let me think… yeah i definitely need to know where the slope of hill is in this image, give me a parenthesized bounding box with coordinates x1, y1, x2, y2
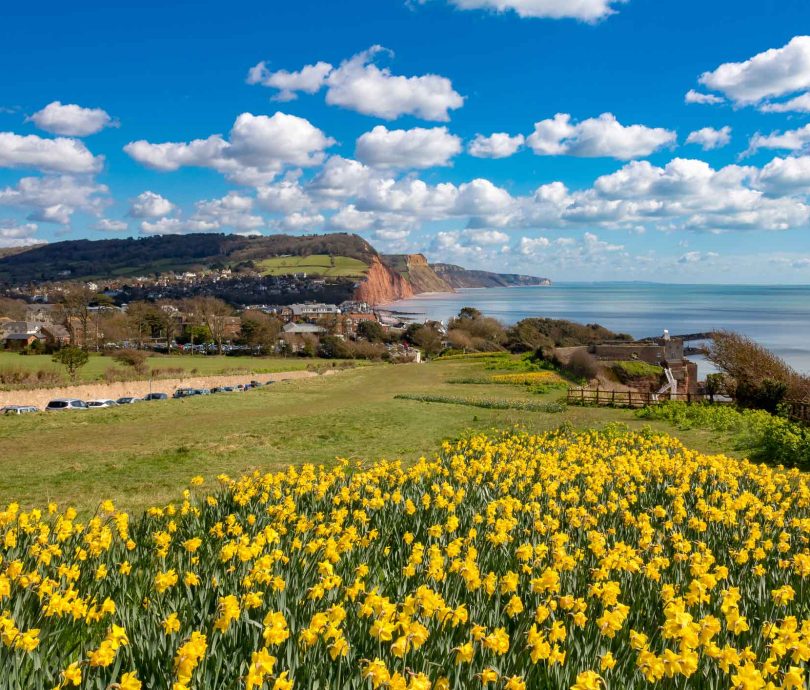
(381, 254, 455, 293)
(430, 263, 551, 288)
(0, 233, 379, 283)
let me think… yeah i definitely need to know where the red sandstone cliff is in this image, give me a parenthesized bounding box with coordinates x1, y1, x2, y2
(354, 256, 415, 305)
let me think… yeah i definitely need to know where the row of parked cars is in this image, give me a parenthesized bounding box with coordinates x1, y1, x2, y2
(1, 381, 270, 414)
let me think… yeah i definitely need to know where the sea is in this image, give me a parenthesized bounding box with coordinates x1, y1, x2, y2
(387, 283, 810, 376)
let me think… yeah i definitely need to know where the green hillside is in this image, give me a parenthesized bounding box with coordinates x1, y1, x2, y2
(0, 233, 378, 284)
(257, 254, 369, 277)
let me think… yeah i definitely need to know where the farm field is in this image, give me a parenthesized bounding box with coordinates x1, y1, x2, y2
(0, 352, 315, 384)
(257, 254, 369, 277)
(0, 357, 742, 513)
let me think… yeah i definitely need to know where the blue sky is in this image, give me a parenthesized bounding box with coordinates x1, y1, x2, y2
(2, 0, 810, 282)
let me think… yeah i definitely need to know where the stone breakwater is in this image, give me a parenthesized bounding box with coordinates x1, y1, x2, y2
(0, 368, 334, 409)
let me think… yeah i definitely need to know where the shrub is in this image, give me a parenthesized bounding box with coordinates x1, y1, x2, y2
(637, 401, 810, 469)
(565, 350, 599, 381)
(0, 367, 65, 388)
(114, 348, 149, 375)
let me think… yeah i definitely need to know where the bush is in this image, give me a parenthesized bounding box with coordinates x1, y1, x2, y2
(735, 378, 788, 413)
(0, 367, 65, 388)
(114, 349, 149, 375)
(637, 401, 810, 469)
(565, 350, 599, 381)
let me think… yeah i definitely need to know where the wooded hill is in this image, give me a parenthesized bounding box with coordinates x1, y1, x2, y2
(0, 233, 378, 284)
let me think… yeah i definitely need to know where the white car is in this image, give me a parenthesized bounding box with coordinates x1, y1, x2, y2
(87, 399, 119, 408)
(1, 405, 39, 415)
(45, 399, 88, 411)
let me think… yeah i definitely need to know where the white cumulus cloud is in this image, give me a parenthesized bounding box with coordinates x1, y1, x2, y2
(124, 112, 334, 185)
(746, 124, 810, 156)
(526, 113, 675, 160)
(355, 125, 462, 169)
(685, 126, 731, 150)
(0, 132, 102, 173)
(0, 175, 108, 224)
(93, 218, 128, 232)
(684, 89, 725, 105)
(468, 132, 525, 158)
(28, 101, 117, 136)
(698, 36, 810, 108)
(247, 46, 464, 121)
(128, 191, 175, 218)
(0, 220, 41, 247)
(434, 0, 627, 22)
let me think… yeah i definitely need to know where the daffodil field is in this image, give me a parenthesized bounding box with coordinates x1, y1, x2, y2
(2, 429, 810, 690)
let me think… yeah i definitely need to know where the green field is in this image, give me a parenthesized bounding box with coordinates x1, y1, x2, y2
(0, 357, 744, 513)
(257, 254, 369, 277)
(0, 351, 316, 384)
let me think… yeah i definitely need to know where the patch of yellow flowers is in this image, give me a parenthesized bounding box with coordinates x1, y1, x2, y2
(490, 372, 565, 385)
(1, 429, 809, 689)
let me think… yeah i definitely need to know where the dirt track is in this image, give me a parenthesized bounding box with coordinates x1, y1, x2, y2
(0, 369, 330, 408)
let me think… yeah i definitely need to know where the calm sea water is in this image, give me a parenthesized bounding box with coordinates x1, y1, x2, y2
(388, 283, 810, 375)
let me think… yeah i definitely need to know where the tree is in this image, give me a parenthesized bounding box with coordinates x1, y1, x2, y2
(52, 346, 89, 382)
(356, 320, 385, 343)
(0, 297, 26, 320)
(124, 301, 158, 349)
(239, 310, 282, 354)
(406, 322, 444, 358)
(707, 330, 810, 406)
(60, 286, 95, 349)
(186, 297, 233, 354)
(154, 301, 182, 352)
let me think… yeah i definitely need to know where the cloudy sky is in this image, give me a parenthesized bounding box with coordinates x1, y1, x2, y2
(3, 1, 810, 282)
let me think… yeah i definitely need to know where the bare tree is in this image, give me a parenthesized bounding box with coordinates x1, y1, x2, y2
(186, 297, 233, 354)
(60, 286, 95, 349)
(125, 301, 158, 349)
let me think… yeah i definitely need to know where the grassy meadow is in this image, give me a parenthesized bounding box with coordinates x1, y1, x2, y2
(0, 356, 744, 513)
(256, 254, 369, 277)
(0, 351, 315, 384)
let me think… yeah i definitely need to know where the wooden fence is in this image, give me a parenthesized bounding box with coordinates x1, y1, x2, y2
(567, 388, 716, 409)
(568, 388, 810, 426)
(787, 400, 810, 425)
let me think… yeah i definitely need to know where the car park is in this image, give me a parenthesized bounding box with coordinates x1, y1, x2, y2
(1, 405, 39, 415)
(143, 392, 168, 401)
(45, 399, 88, 411)
(87, 400, 119, 408)
(116, 397, 140, 405)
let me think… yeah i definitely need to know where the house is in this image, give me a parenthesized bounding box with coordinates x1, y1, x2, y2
(283, 303, 341, 322)
(589, 331, 699, 395)
(280, 321, 327, 354)
(282, 322, 327, 336)
(341, 312, 379, 338)
(2, 320, 72, 350)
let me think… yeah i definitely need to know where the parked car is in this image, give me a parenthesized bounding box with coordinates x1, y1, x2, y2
(196, 388, 211, 395)
(1, 405, 39, 415)
(87, 399, 119, 408)
(45, 399, 88, 411)
(143, 392, 168, 401)
(221, 386, 236, 392)
(173, 388, 198, 399)
(250, 380, 262, 388)
(116, 397, 140, 405)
